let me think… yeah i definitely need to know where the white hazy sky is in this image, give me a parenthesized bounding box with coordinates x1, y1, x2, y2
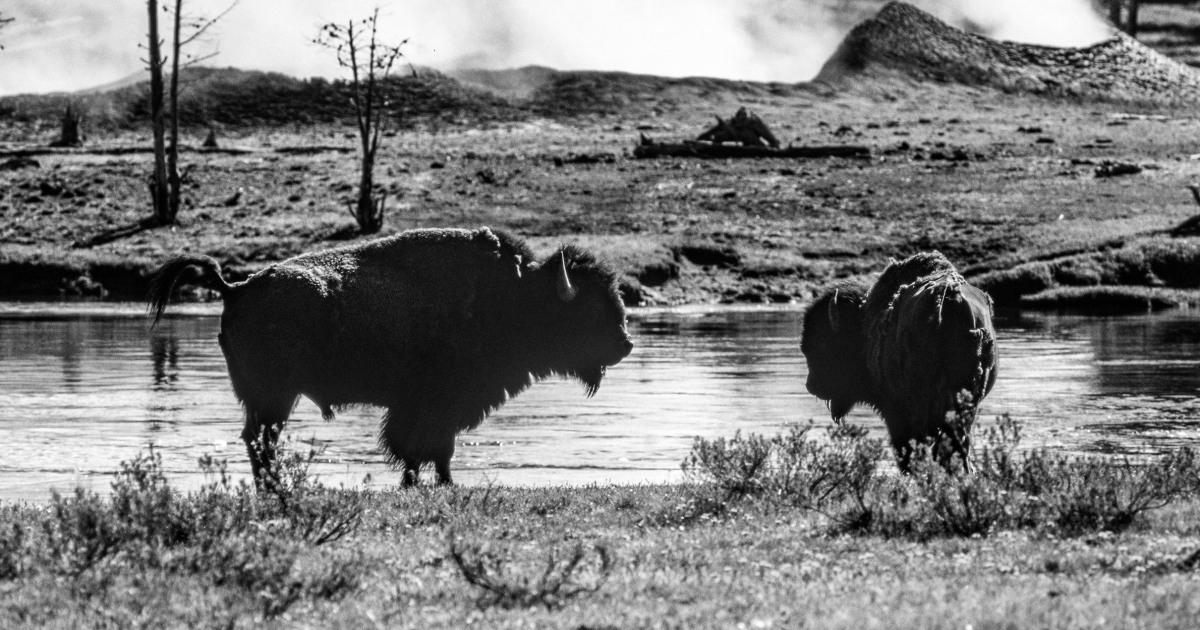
(0, 0, 1112, 96)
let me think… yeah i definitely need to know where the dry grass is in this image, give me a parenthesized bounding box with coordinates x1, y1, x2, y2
(3, 427, 1200, 628)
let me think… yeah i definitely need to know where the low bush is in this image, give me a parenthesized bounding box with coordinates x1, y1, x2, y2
(683, 414, 1200, 539)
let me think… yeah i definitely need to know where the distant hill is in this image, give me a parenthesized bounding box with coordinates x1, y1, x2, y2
(0, 63, 815, 138)
(0, 66, 525, 132)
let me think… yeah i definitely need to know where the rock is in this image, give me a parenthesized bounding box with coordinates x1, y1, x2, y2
(0, 157, 39, 170)
(1094, 161, 1142, 178)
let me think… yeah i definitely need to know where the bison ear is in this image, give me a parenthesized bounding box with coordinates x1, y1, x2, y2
(556, 252, 578, 303)
(827, 288, 842, 334)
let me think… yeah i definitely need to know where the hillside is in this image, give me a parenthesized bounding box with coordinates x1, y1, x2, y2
(0, 64, 815, 141)
(817, 1, 1200, 104)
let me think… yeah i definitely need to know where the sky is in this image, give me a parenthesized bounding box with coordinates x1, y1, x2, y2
(0, 0, 1114, 96)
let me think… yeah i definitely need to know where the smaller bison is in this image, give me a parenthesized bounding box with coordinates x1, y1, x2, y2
(149, 227, 633, 486)
(801, 252, 997, 470)
(697, 107, 781, 149)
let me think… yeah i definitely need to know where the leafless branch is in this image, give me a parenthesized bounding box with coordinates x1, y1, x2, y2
(173, 1, 236, 47)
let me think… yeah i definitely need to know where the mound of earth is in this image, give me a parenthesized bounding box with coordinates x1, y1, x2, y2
(817, 1, 1200, 104)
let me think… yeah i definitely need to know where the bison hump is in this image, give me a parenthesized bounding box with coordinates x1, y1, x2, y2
(869, 274, 996, 408)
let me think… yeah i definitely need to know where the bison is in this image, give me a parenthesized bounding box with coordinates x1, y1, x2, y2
(148, 227, 633, 486)
(800, 251, 998, 470)
(696, 107, 781, 149)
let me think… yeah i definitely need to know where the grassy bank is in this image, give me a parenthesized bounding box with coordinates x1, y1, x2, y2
(4, 421, 1200, 629)
(5, 72, 1200, 308)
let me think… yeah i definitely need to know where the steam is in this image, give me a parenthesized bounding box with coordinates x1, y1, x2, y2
(0, 0, 1114, 96)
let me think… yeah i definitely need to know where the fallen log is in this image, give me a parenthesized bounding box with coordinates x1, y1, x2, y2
(632, 139, 869, 160)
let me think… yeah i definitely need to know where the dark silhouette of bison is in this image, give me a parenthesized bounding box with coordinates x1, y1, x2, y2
(148, 227, 633, 486)
(801, 252, 997, 470)
(696, 107, 781, 149)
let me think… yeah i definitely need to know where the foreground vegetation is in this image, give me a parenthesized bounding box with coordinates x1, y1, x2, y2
(3, 419, 1200, 628)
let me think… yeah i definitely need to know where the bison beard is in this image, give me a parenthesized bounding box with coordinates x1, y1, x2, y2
(801, 251, 998, 471)
(148, 227, 633, 487)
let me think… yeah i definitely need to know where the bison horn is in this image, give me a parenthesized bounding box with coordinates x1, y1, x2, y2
(556, 253, 578, 302)
(828, 288, 841, 333)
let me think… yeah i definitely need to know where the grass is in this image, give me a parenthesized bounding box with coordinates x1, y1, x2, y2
(5, 61, 1200, 308)
(3, 419, 1200, 628)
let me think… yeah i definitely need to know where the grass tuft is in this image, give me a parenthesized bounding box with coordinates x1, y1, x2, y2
(447, 532, 615, 610)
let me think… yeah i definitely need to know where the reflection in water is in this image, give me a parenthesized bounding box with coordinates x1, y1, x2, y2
(151, 334, 180, 391)
(60, 322, 84, 392)
(992, 310, 1200, 456)
(0, 305, 1198, 499)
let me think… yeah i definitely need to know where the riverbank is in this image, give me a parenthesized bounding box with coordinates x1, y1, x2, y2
(3, 427, 1200, 629)
(5, 83, 1200, 310)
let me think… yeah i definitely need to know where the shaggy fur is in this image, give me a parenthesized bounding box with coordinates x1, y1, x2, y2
(148, 227, 633, 486)
(801, 251, 998, 470)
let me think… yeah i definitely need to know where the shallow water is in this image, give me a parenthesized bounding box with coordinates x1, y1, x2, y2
(1, 303, 1198, 500)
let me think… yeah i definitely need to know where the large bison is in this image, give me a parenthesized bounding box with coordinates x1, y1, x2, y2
(148, 227, 633, 486)
(800, 252, 997, 470)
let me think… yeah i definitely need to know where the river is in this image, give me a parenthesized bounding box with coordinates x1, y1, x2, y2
(1, 303, 1198, 500)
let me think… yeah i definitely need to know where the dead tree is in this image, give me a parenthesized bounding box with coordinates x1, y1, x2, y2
(144, 0, 235, 226)
(51, 102, 83, 147)
(147, 0, 170, 224)
(1108, 0, 1141, 37)
(0, 14, 13, 49)
(316, 9, 407, 235)
(73, 2, 231, 247)
(165, 1, 236, 222)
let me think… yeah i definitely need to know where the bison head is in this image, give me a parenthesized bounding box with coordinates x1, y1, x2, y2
(535, 246, 632, 396)
(801, 283, 871, 420)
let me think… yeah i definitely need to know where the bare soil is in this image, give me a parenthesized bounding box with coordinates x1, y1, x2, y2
(4, 2, 1200, 309)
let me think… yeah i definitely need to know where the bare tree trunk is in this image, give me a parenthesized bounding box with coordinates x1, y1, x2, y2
(1109, 0, 1122, 26)
(166, 0, 183, 222)
(147, 0, 170, 225)
(355, 152, 381, 233)
(1127, 0, 1140, 38)
(53, 102, 83, 147)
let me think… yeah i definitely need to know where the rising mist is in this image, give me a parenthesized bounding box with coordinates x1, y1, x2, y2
(0, 0, 1113, 95)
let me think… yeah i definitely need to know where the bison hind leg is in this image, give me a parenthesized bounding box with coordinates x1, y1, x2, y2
(240, 396, 298, 489)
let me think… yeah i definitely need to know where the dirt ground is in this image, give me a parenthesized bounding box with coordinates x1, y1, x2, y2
(5, 3, 1200, 308)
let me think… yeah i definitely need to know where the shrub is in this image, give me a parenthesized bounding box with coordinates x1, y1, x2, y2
(0, 517, 27, 580)
(1016, 447, 1198, 535)
(258, 442, 365, 545)
(906, 453, 1014, 537)
(681, 431, 772, 498)
(42, 486, 124, 576)
(110, 447, 194, 552)
(683, 415, 1200, 539)
(768, 422, 884, 518)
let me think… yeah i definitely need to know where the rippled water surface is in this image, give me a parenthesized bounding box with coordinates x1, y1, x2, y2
(2, 303, 1199, 499)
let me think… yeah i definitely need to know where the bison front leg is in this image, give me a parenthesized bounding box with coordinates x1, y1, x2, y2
(382, 405, 459, 487)
(400, 459, 421, 487)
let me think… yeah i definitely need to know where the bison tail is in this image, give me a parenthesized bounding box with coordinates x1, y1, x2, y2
(147, 255, 233, 326)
